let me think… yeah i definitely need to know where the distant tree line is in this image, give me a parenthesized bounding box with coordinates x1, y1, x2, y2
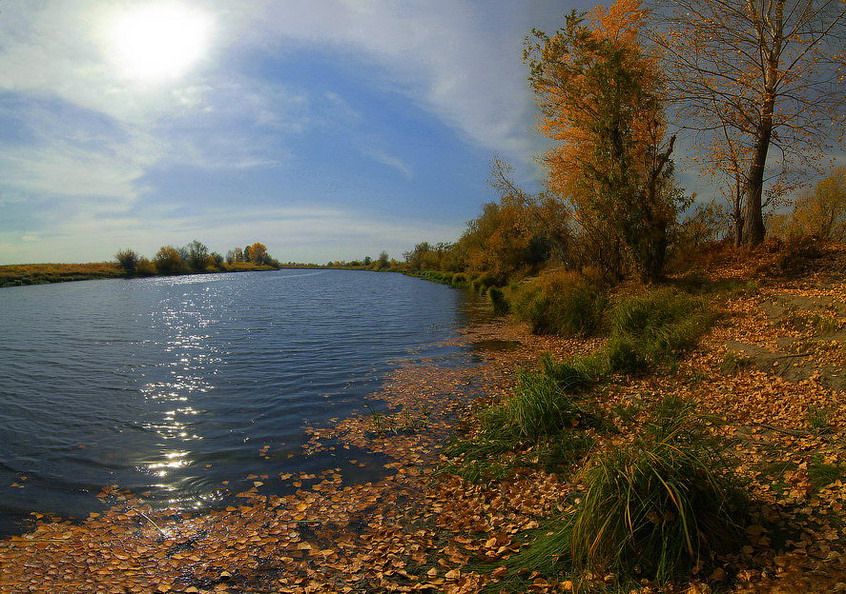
(326, 251, 393, 270)
(115, 241, 280, 277)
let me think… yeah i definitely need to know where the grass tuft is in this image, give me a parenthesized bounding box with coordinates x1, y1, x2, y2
(483, 368, 600, 440)
(441, 355, 601, 484)
(806, 405, 835, 435)
(513, 397, 747, 583)
(597, 288, 716, 374)
(808, 454, 845, 491)
(511, 271, 607, 337)
(488, 287, 510, 314)
(720, 351, 753, 374)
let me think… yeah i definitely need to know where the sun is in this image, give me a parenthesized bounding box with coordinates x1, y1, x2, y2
(105, 2, 213, 83)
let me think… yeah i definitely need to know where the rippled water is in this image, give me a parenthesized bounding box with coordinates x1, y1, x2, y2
(0, 269, 471, 535)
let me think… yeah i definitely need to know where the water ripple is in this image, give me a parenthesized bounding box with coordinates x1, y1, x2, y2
(0, 270, 468, 534)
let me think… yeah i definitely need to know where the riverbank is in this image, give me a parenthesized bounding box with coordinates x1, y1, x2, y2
(1, 251, 844, 593)
(0, 262, 124, 287)
(0, 262, 285, 288)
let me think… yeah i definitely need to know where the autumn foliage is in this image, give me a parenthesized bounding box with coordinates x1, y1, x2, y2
(525, 0, 683, 282)
(114, 240, 280, 277)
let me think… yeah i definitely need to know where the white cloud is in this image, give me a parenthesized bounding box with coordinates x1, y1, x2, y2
(364, 148, 413, 178)
(0, 0, 562, 264)
(0, 100, 159, 201)
(0, 143, 147, 200)
(237, 0, 543, 160)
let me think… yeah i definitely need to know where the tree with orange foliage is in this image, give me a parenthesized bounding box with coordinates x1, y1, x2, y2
(244, 242, 268, 265)
(456, 158, 572, 279)
(786, 166, 846, 240)
(525, 0, 684, 282)
(653, 0, 846, 247)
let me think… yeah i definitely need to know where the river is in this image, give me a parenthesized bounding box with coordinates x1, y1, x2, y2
(0, 269, 472, 536)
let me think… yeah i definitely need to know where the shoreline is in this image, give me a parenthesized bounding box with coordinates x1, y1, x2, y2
(0, 263, 291, 289)
(0, 294, 528, 592)
(1, 265, 844, 592)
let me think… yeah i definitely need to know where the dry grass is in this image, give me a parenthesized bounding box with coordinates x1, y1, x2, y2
(0, 263, 122, 287)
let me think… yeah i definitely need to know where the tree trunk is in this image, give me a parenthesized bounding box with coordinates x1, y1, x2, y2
(734, 214, 744, 248)
(732, 178, 745, 247)
(742, 96, 776, 247)
(742, 0, 783, 248)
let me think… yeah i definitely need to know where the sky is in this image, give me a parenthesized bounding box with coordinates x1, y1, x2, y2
(0, 0, 606, 264)
(1, 1, 839, 266)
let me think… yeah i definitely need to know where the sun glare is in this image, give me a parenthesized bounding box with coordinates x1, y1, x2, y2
(106, 3, 213, 83)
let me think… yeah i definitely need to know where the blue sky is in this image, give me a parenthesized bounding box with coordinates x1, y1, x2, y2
(0, 0, 598, 264)
(5, 1, 838, 265)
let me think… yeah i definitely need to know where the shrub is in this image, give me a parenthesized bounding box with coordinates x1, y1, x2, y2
(600, 288, 715, 373)
(154, 245, 185, 275)
(515, 398, 746, 583)
(114, 249, 139, 276)
(471, 273, 501, 294)
(451, 273, 470, 287)
(511, 271, 607, 337)
(135, 257, 156, 277)
(488, 287, 510, 314)
(777, 234, 824, 276)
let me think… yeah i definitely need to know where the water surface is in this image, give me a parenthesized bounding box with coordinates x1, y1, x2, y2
(0, 269, 470, 535)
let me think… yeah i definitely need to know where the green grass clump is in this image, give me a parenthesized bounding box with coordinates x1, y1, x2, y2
(441, 356, 601, 484)
(440, 431, 517, 485)
(538, 353, 596, 392)
(785, 311, 840, 335)
(514, 398, 746, 583)
(483, 368, 600, 440)
(451, 272, 470, 287)
(511, 271, 607, 337)
(471, 273, 501, 293)
(597, 288, 715, 374)
(533, 430, 596, 474)
(806, 405, 834, 434)
(672, 274, 759, 299)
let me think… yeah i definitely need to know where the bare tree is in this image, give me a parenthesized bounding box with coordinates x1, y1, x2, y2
(652, 0, 845, 246)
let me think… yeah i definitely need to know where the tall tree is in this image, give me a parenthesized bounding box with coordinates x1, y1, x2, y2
(525, 0, 683, 282)
(248, 242, 268, 265)
(186, 240, 210, 272)
(653, 0, 846, 246)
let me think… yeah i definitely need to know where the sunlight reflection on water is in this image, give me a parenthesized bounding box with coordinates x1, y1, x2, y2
(0, 269, 471, 534)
